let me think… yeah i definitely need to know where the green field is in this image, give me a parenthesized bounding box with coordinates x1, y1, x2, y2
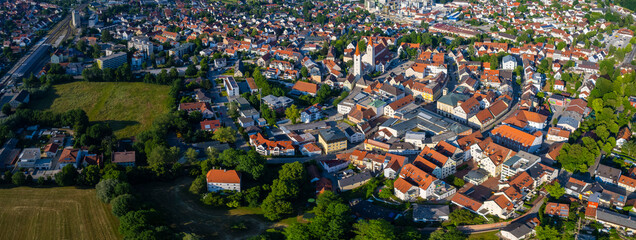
(32, 82, 171, 138)
(0, 186, 120, 240)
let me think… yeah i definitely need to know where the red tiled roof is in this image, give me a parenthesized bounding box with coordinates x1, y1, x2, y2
(292, 81, 318, 94)
(206, 169, 241, 184)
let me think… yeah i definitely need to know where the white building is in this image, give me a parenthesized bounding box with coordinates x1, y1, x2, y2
(206, 169, 241, 192)
(223, 77, 240, 97)
(502, 55, 517, 70)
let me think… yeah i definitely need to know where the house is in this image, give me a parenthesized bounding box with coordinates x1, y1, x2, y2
(464, 168, 489, 185)
(300, 104, 323, 123)
(500, 216, 540, 240)
(596, 164, 621, 185)
(112, 151, 136, 167)
(238, 117, 255, 128)
(82, 154, 102, 167)
(586, 208, 636, 232)
(546, 127, 570, 142)
(316, 177, 333, 194)
(200, 120, 221, 132)
(617, 127, 631, 148)
(565, 177, 591, 199)
(338, 171, 372, 191)
(343, 127, 365, 143)
(249, 133, 295, 156)
(502, 110, 548, 131)
(545, 202, 569, 218)
(43, 143, 58, 158)
(318, 128, 348, 154)
(292, 81, 318, 96)
(394, 163, 456, 201)
(262, 95, 294, 109)
(619, 175, 636, 193)
(17, 148, 41, 168)
(179, 102, 214, 118)
(319, 160, 349, 173)
(206, 169, 241, 192)
(502, 55, 517, 70)
(412, 204, 450, 222)
(58, 148, 83, 168)
(501, 151, 540, 181)
(301, 143, 322, 157)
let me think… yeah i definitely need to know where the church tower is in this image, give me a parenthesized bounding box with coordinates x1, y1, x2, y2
(353, 43, 362, 79)
(366, 38, 375, 71)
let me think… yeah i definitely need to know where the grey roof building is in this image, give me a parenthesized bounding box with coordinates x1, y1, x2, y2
(595, 164, 622, 185)
(338, 171, 372, 191)
(319, 128, 347, 143)
(412, 204, 450, 222)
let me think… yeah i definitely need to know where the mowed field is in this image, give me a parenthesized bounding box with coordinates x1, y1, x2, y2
(0, 187, 120, 240)
(32, 82, 171, 138)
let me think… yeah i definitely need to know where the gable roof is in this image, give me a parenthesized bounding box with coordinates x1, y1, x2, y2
(206, 169, 241, 184)
(292, 81, 318, 94)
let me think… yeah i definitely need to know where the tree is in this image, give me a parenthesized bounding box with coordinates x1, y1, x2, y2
(37, 176, 46, 185)
(101, 30, 113, 42)
(449, 208, 483, 226)
(55, 164, 78, 186)
(12, 172, 26, 185)
(212, 127, 237, 143)
(147, 146, 180, 176)
(279, 162, 305, 182)
(4, 170, 12, 183)
(300, 66, 309, 78)
(285, 104, 301, 124)
(96, 179, 121, 203)
(429, 227, 467, 240)
(353, 219, 396, 240)
(236, 150, 265, 179)
(185, 64, 198, 76)
(261, 195, 293, 221)
(546, 182, 565, 199)
(111, 194, 139, 217)
(2, 103, 11, 115)
(118, 209, 161, 238)
(185, 148, 199, 163)
(79, 165, 101, 186)
(189, 176, 207, 195)
(535, 225, 560, 240)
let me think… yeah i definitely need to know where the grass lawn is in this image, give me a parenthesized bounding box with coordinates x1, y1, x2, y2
(31, 82, 171, 138)
(468, 230, 499, 240)
(0, 186, 120, 240)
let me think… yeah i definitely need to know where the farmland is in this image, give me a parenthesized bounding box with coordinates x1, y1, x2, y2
(0, 186, 120, 240)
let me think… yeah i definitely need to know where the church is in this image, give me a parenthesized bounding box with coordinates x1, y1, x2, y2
(353, 37, 394, 79)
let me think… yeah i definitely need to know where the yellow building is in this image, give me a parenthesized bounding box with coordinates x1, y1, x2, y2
(318, 128, 348, 154)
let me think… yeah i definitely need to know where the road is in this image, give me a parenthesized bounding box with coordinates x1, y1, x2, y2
(622, 46, 636, 67)
(0, 4, 81, 88)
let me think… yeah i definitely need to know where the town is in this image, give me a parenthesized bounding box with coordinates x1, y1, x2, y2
(0, 0, 635, 239)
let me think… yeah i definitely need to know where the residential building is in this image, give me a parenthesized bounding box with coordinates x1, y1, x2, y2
(249, 133, 295, 156)
(262, 95, 294, 109)
(206, 169, 241, 192)
(596, 164, 621, 185)
(318, 128, 347, 154)
(58, 148, 83, 168)
(490, 125, 543, 153)
(96, 52, 127, 69)
(338, 171, 372, 191)
(223, 76, 240, 97)
(112, 151, 136, 167)
(545, 202, 569, 218)
(179, 102, 214, 119)
(17, 148, 40, 168)
(412, 204, 450, 222)
(501, 151, 541, 181)
(500, 216, 540, 240)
